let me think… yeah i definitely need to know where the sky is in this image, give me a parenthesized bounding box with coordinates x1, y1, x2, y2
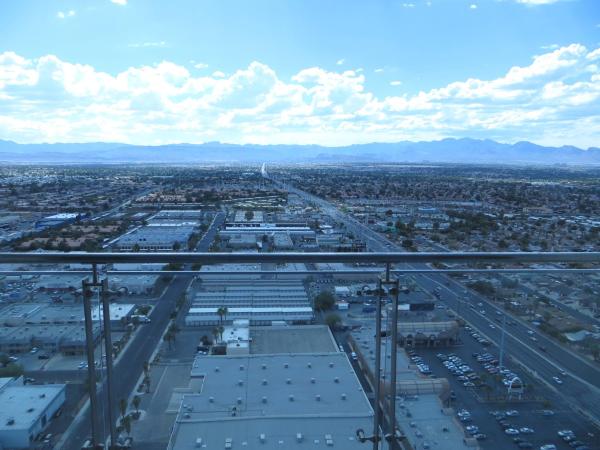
(0, 0, 599, 148)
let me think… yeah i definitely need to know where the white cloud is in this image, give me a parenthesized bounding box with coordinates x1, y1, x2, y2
(0, 44, 598, 148)
(402, 3, 415, 8)
(470, 4, 478, 9)
(390, 80, 402, 86)
(336, 59, 345, 66)
(374, 68, 384, 73)
(110, 0, 127, 5)
(57, 10, 75, 19)
(194, 63, 209, 70)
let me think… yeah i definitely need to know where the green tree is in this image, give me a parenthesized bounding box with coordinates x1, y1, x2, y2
(325, 313, 342, 329)
(119, 398, 127, 419)
(132, 395, 141, 413)
(244, 210, 254, 221)
(314, 291, 335, 311)
(217, 306, 228, 324)
(122, 414, 131, 436)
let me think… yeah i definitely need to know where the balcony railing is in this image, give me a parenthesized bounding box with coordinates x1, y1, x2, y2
(1, 251, 599, 450)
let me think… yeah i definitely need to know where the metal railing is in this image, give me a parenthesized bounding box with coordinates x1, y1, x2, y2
(1, 251, 600, 450)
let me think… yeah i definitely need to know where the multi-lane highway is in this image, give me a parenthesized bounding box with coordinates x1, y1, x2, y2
(265, 169, 600, 426)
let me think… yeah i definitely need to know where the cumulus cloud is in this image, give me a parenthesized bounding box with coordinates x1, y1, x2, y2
(336, 59, 345, 66)
(390, 80, 402, 86)
(57, 10, 75, 19)
(0, 44, 599, 147)
(110, 0, 127, 5)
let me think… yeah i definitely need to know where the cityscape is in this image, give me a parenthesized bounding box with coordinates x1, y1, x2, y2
(1, 1, 600, 450)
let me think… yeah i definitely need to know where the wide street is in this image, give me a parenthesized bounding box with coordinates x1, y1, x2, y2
(266, 170, 600, 428)
(60, 211, 224, 450)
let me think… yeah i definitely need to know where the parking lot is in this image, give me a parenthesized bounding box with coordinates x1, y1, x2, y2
(412, 333, 598, 450)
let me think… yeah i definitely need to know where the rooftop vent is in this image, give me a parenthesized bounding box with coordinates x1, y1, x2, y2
(215, 366, 220, 372)
(296, 433, 303, 443)
(284, 363, 289, 368)
(262, 379, 268, 385)
(195, 437, 203, 447)
(238, 379, 243, 386)
(209, 396, 214, 403)
(315, 394, 321, 401)
(225, 437, 233, 449)
(261, 364, 267, 370)
(239, 365, 244, 371)
(310, 377, 316, 384)
(289, 394, 294, 402)
(341, 393, 347, 400)
(307, 362, 312, 368)
(286, 378, 291, 384)
(237, 397, 242, 404)
(334, 377, 339, 383)
(325, 434, 334, 446)
(329, 362, 334, 368)
(259, 433, 266, 443)
(262, 396, 267, 404)
(184, 413, 191, 419)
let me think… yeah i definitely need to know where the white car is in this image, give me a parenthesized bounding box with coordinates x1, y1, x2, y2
(505, 428, 520, 435)
(552, 376, 563, 385)
(539, 445, 556, 450)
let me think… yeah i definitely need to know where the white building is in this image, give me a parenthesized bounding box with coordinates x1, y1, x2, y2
(0, 377, 66, 449)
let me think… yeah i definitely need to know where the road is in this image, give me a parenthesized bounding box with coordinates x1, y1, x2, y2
(264, 169, 600, 427)
(61, 211, 224, 450)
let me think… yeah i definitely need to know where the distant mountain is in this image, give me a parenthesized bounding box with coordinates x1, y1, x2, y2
(0, 138, 599, 165)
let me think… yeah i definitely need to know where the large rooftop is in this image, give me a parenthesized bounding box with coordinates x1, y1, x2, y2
(250, 325, 339, 354)
(0, 381, 65, 432)
(168, 352, 373, 450)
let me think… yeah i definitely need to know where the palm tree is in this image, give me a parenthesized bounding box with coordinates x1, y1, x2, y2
(218, 325, 224, 342)
(212, 327, 220, 343)
(217, 307, 227, 325)
(119, 398, 127, 420)
(164, 332, 174, 350)
(132, 395, 141, 413)
(122, 414, 131, 436)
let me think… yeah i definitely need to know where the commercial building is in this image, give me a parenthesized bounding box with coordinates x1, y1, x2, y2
(166, 352, 374, 450)
(0, 323, 101, 355)
(113, 224, 195, 251)
(0, 377, 66, 449)
(186, 279, 313, 326)
(34, 213, 80, 230)
(147, 210, 203, 225)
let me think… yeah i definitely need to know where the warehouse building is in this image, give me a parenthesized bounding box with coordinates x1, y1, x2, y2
(113, 224, 195, 251)
(34, 213, 80, 230)
(0, 323, 101, 355)
(166, 352, 373, 450)
(0, 377, 66, 449)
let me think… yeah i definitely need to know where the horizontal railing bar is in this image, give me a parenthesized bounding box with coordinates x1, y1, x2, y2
(1, 268, 599, 277)
(0, 251, 599, 265)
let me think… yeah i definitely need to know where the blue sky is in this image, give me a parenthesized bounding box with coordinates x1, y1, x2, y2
(0, 0, 599, 147)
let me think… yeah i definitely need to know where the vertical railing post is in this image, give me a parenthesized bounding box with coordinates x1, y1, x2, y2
(373, 272, 384, 449)
(101, 278, 116, 449)
(82, 273, 100, 448)
(388, 265, 400, 450)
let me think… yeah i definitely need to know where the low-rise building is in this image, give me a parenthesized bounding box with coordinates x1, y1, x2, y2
(0, 378, 66, 449)
(166, 352, 374, 450)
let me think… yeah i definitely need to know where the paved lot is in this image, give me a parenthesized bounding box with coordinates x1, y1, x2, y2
(130, 327, 207, 450)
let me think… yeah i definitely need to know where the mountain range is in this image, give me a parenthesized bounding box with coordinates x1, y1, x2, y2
(0, 138, 599, 165)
